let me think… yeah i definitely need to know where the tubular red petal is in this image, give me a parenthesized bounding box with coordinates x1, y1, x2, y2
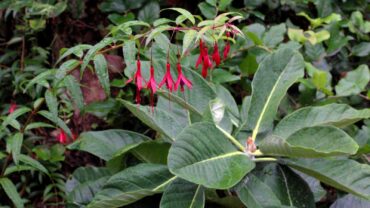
(212, 43, 221, 66)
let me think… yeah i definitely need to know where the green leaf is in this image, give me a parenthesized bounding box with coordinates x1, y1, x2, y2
(45, 89, 58, 119)
(64, 75, 84, 110)
(88, 163, 175, 208)
(352, 42, 370, 57)
(2, 107, 31, 129)
(331, 194, 370, 208)
(218, 0, 232, 10)
(93, 54, 110, 96)
(254, 164, 315, 207)
(56, 44, 92, 64)
(198, 2, 217, 19)
(282, 158, 370, 200)
(240, 48, 304, 140)
(168, 122, 254, 189)
(167, 8, 195, 25)
(138, 2, 160, 24)
(38, 110, 72, 137)
(160, 178, 205, 208)
(0, 178, 24, 208)
(236, 174, 282, 208)
(119, 100, 186, 141)
(10, 133, 23, 165)
(56, 59, 80, 81)
(18, 154, 49, 175)
(130, 141, 170, 164)
(203, 98, 233, 133)
(182, 30, 197, 55)
(274, 103, 370, 138)
(68, 129, 150, 161)
(81, 37, 114, 72)
(263, 23, 286, 48)
(335, 65, 370, 96)
(24, 69, 55, 92)
(145, 25, 171, 46)
(66, 167, 112, 206)
(259, 126, 359, 158)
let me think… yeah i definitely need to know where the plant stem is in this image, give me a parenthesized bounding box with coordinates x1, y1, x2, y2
(254, 157, 277, 162)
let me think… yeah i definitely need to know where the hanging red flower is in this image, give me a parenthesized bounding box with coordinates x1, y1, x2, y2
(146, 65, 157, 111)
(8, 101, 17, 114)
(212, 42, 221, 66)
(201, 46, 212, 78)
(159, 62, 174, 92)
(57, 129, 67, 144)
(174, 63, 192, 92)
(126, 59, 146, 104)
(195, 39, 204, 69)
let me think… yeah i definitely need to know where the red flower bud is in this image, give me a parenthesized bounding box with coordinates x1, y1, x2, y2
(126, 60, 146, 104)
(146, 65, 157, 112)
(8, 102, 17, 114)
(57, 129, 67, 144)
(223, 42, 230, 59)
(195, 40, 204, 69)
(174, 63, 192, 92)
(212, 42, 221, 66)
(159, 62, 174, 92)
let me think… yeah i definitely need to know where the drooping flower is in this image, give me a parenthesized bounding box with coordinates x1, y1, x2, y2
(8, 101, 17, 114)
(174, 63, 192, 92)
(212, 42, 221, 66)
(223, 32, 231, 59)
(126, 59, 146, 104)
(201, 46, 212, 78)
(57, 129, 67, 144)
(146, 65, 157, 111)
(195, 39, 204, 69)
(159, 62, 174, 92)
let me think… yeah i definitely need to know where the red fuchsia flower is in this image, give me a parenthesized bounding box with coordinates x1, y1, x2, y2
(223, 32, 231, 59)
(195, 40, 204, 69)
(146, 65, 157, 111)
(175, 63, 192, 92)
(57, 129, 67, 144)
(8, 101, 17, 114)
(212, 42, 221, 66)
(126, 60, 146, 104)
(159, 62, 174, 92)
(201, 46, 212, 78)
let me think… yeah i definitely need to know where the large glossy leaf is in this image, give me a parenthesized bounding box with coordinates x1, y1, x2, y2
(331, 194, 370, 208)
(254, 164, 315, 208)
(335, 64, 370, 96)
(130, 141, 170, 164)
(275, 103, 370, 138)
(240, 48, 304, 140)
(168, 122, 254, 189)
(160, 178, 204, 208)
(235, 174, 282, 208)
(0, 177, 24, 208)
(260, 126, 358, 158)
(66, 167, 112, 206)
(68, 129, 150, 161)
(88, 163, 175, 208)
(119, 100, 185, 141)
(282, 158, 370, 199)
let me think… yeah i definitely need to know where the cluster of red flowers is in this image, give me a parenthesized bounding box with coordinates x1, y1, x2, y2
(196, 33, 231, 78)
(126, 58, 192, 110)
(126, 37, 232, 109)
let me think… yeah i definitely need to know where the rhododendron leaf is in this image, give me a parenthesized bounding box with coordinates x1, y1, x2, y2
(88, 164, 175, 208)
(168, 122, 254, 189)
(119, 100, 186, 141)
(238, 48, 304, 141)
(274, 103, 370, 138)
(282, 158, 370, 200)
(259, 126, 359, 158)
(160, 178, 204, 208)
(68, 130, 150, 161)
